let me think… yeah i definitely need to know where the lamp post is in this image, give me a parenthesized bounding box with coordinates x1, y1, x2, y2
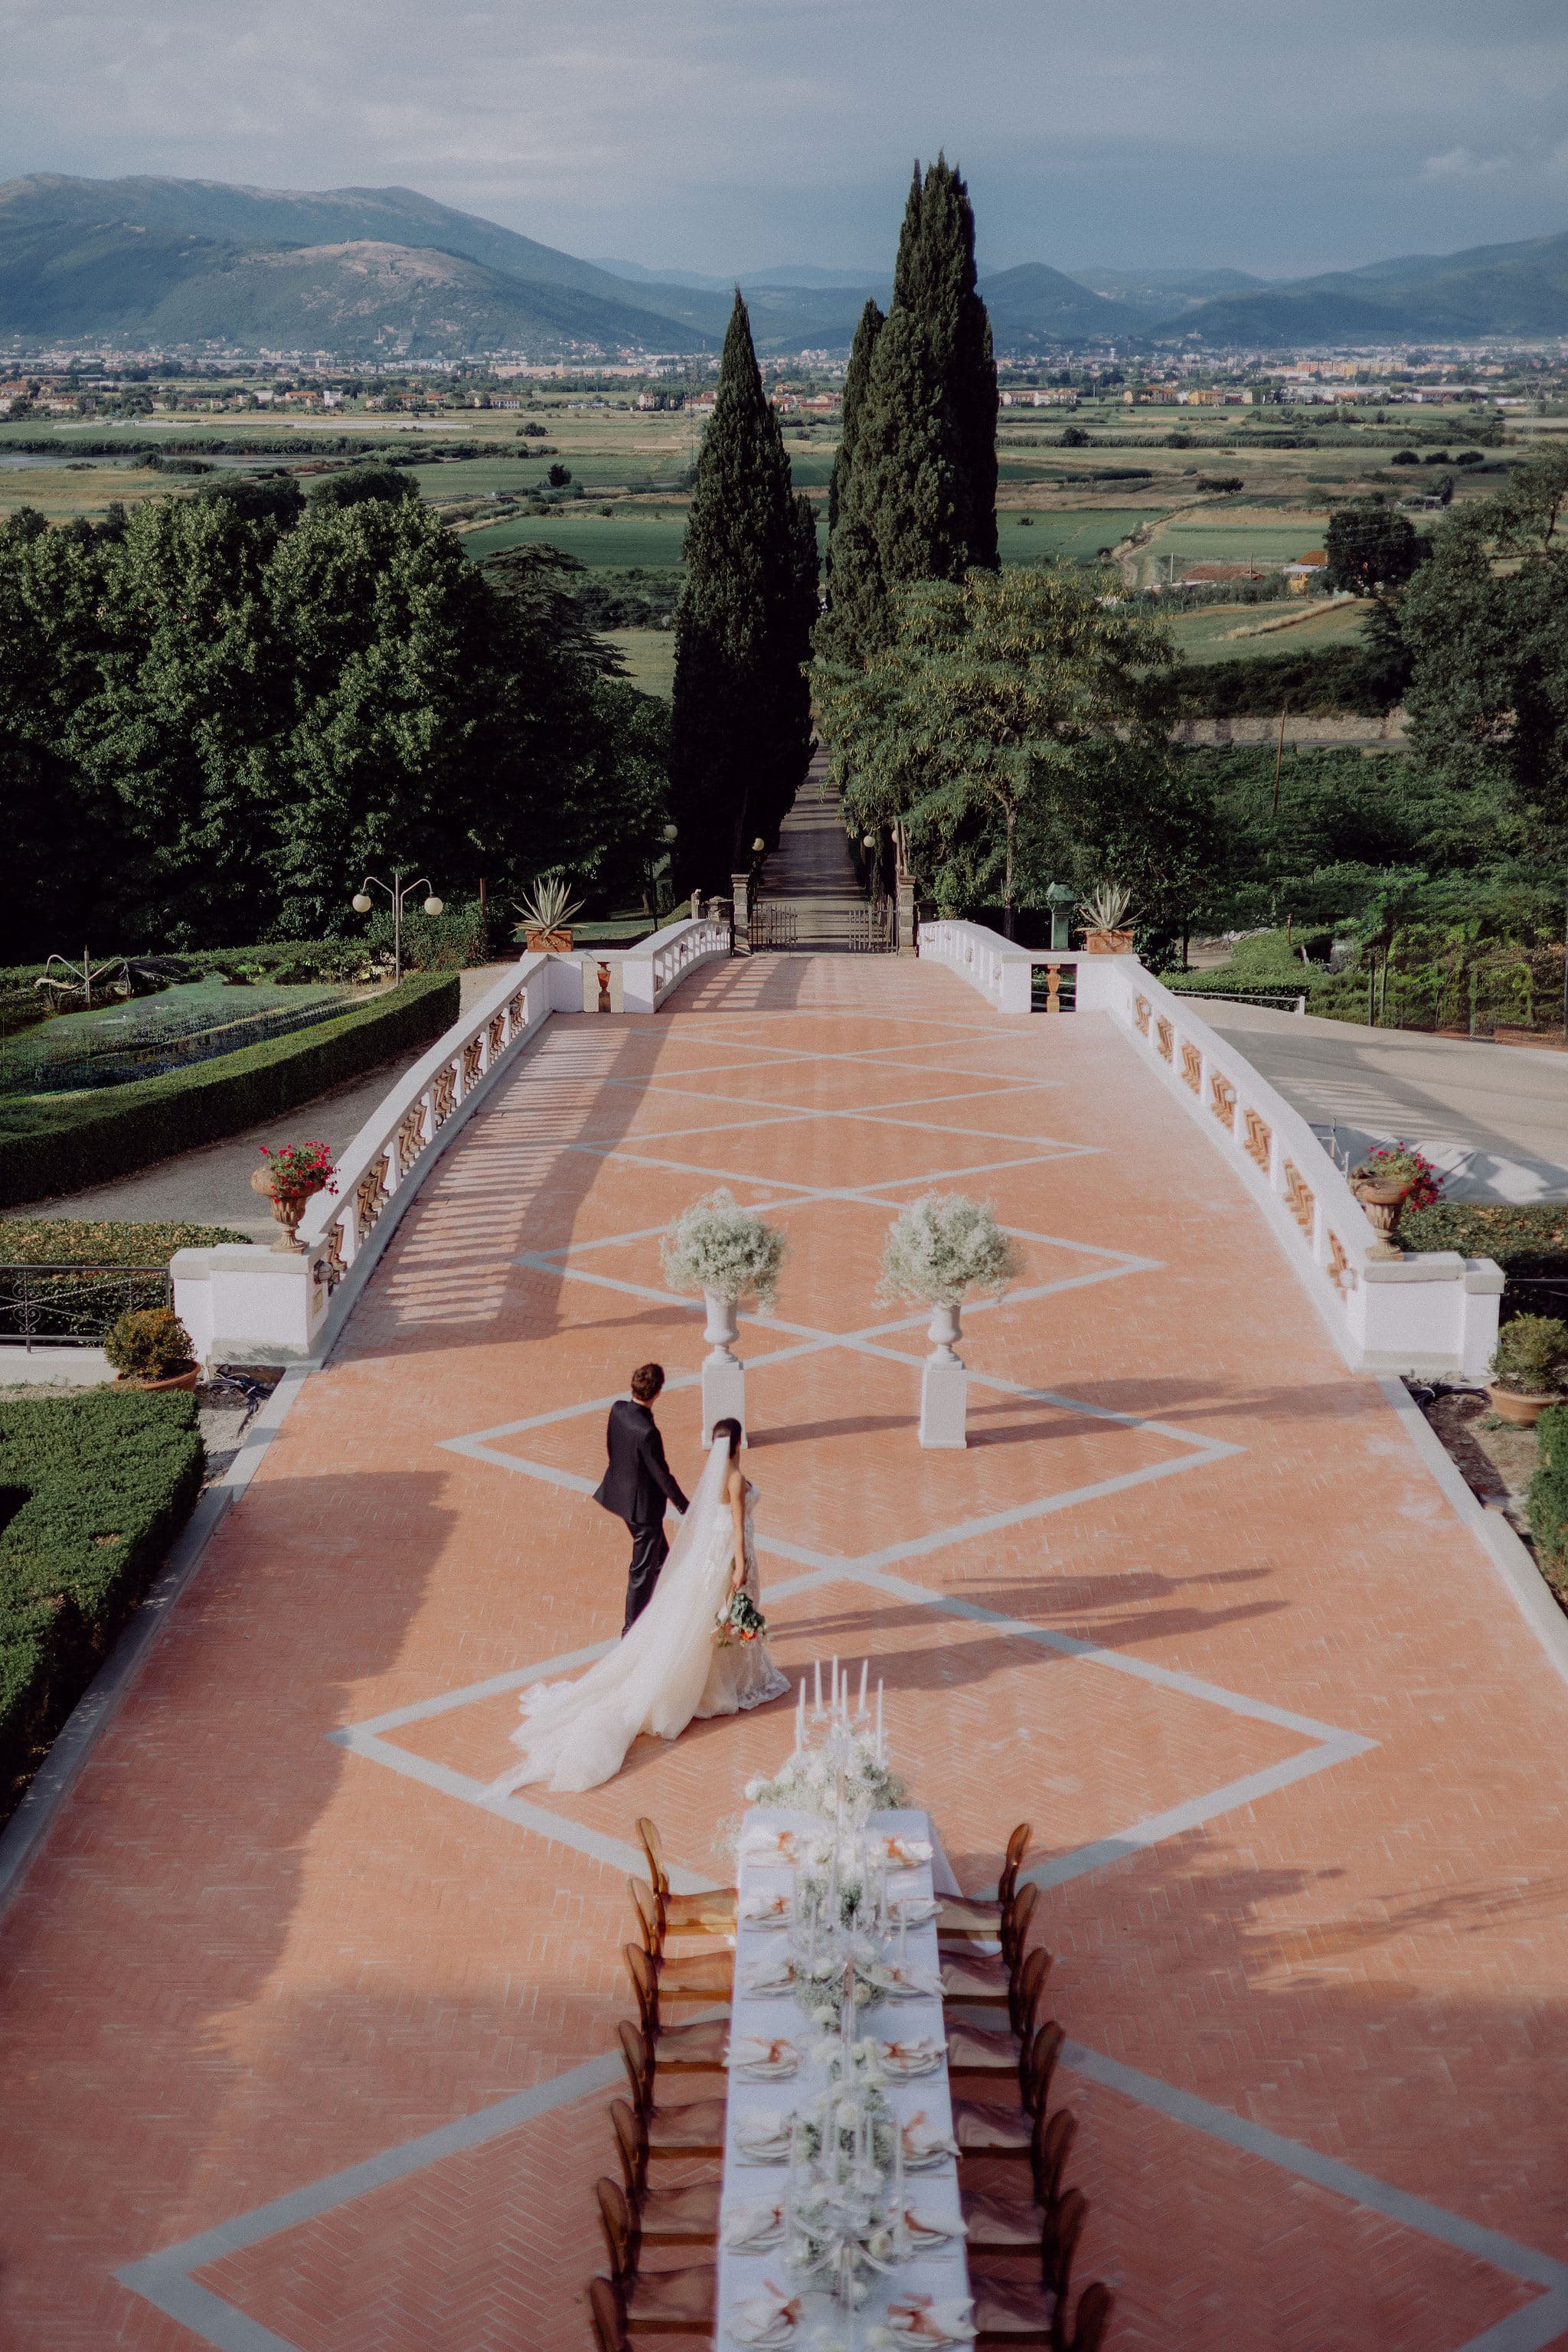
(351, 870, 444, 985)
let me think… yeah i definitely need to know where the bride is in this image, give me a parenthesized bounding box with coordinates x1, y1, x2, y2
(488, 1417, 789, 1795)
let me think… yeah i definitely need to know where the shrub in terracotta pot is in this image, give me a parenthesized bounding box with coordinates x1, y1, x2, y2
(105, 1305, 199, 1390)
(512, 875, 585, 954)
(1077, 882, 1136, 956)
(1486, 1313, 1568, 1427)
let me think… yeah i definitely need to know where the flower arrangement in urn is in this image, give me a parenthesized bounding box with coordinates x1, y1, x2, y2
(1350, 1140, 1442, 1257)
(662, 1187, 788, 1442)
(879, 1193, 1021, 1450)
(1487, 1314, 1568, 1428)
(252, 1139, 338, 1253)
(105, 1305, 199, 1390)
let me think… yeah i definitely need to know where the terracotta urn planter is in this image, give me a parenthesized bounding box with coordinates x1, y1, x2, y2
(525, 926, 574, 952)
(1485, 1383, 1560, 1429)
(251, 1163, 325, 1253)
(116, 1366, 199, 1393)
(1350, 1171, 1410, 1259)
(1084, 928, 1135, 956)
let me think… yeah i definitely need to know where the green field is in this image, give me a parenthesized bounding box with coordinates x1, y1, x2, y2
(1163, 597, 1370, 665)
(604, 628, 677, 697)
(461, 506, 693, 567)
(1000, 508, 1166, 563)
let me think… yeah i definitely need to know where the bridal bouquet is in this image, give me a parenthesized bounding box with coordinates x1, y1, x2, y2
(715, 1588, 769, 1646)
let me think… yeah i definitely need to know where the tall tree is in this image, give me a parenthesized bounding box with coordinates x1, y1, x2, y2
(817, 157, 998, 667)
(1401, 447, 1568, 865)
(826, 298, 884, 548)
(669, 294, 818, 886)
(813, 567, 1178, 937)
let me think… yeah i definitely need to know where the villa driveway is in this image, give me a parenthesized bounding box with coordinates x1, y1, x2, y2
(3, 954, 1567, 2352)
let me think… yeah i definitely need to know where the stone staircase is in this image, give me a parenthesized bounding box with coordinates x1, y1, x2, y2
(753, 751, 877, 951)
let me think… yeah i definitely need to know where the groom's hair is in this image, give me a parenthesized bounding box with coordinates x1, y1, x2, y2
(630, 1363, 665, 1403)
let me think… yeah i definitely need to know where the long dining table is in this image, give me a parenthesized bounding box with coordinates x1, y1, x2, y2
(714, 1804, 975, 2348)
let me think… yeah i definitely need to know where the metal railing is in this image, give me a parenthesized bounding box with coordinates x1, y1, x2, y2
(0, 1263, 171, 1350)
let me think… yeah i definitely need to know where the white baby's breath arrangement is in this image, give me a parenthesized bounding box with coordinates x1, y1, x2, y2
(876, 1192, 1021, 1312)
(661, 1186, 787, 1306)
(744, 1736, 908, 1823)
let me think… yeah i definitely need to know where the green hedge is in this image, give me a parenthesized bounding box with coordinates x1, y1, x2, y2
(1402, 1204, 1568, 1326)
(1, 1390, 204, 1821)
(0, 1219, 250, 1263)
(0, 972, 459, 1209)
(1528, 1403, 1568, 1586)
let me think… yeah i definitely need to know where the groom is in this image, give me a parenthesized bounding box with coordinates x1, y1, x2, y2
(594, 1362, 691, 1634)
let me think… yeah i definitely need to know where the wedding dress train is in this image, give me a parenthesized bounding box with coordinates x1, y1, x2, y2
(488, 1439, 787, 1795)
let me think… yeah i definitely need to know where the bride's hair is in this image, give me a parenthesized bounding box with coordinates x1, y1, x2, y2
(712, 1417, 743, 1459)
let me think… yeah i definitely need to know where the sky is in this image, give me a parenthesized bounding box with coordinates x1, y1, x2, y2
(2, 0, 1567, 280)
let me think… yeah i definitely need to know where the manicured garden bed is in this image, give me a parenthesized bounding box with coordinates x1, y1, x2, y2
(0, 972, 458, 1207)
(0, 1389, 204, 1823)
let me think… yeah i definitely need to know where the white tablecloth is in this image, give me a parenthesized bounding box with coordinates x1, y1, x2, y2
(715, 1806, 972, 2347)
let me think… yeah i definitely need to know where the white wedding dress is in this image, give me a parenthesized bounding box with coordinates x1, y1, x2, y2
(488, 1439, 789, 1795)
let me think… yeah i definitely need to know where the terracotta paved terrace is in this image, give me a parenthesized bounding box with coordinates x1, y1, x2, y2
(5, 955, 1568, 2352)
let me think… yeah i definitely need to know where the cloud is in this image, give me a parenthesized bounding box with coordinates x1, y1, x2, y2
(1421, 145, 1511, 179)
(1, 0, 1566, 274)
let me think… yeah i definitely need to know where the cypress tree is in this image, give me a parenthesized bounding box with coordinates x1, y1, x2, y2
(818, 157, 997, 667)
(670, 294, 819, 888)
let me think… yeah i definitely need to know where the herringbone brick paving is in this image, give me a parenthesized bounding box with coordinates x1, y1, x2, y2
(2, 955, 1567, 2351)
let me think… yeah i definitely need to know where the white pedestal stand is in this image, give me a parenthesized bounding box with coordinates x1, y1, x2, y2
(919, 1302, 968, 1449)
(701, 1287, 746, 1444)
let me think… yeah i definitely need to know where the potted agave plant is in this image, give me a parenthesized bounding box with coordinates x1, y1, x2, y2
(1486, 1314, 1568, 1429)
(661, 1187, 788, 1442)
(252, 1138, 338, 1253)
(513, 875, 585, 954)
(105, 1305, 200, 1392)
(1349, 1141, 1442, 1259)
(877, 1192, 1021, 1449)
(1078, 881, 1137, 956)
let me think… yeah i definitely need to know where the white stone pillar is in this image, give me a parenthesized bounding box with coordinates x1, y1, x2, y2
(701, 1288, 746, 1442)
(919, 1304, 967, 1448)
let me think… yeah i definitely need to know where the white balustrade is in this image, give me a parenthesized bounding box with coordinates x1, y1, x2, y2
(619, 915, 733, 1012)
(173, 952, 577, 1366)
(920, 919, 1502, 1378)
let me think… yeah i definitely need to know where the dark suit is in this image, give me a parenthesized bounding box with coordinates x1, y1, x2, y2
(594, 1397, 691, 1632)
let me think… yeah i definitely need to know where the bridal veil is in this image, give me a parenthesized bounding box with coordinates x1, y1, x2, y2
(488, 1436, 733, 1795)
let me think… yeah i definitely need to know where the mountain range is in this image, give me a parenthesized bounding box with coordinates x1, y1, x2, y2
(0, 175, 1565, 358)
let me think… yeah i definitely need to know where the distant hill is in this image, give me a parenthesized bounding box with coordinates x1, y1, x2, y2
(977, 263, 1155, 347)
(0, 174, 730, 354)
(3, 176, 1566, 357)
(1167, 230, 1568, 344)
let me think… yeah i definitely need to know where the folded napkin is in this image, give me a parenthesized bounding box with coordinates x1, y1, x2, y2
(884, 2294, 976, 2347)
(723, 2201, 786, 2253)
(740, 1827, 799, 1864)
(872, 1958, 943, 2001)
(901, 2207, 965, 2252)
(730, 2034, 799, 2080)
(877, 2035, 946, 2079)
(733, 2113, 796, 2166)
(889, 1896, 939, 1928)
(901, 2110, 961, 2170)
(740, 1889, 794, 1930)
(876, 1833, 934, 1870)
(728, 2285, 805, 2346)
(740, 1953, 796, 1996)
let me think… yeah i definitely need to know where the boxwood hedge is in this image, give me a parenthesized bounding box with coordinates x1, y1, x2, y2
(1, 1390, 204, 1821)
(0, 972, 458, 1209)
